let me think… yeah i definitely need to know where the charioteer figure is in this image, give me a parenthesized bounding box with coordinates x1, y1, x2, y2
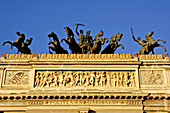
(75, 24, 85, 48)
(84, 30, 93, 54)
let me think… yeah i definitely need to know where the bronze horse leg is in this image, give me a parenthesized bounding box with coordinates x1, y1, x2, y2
(151, 39, 166, 45)
(157, 44, 167, 52)
(48, 46, 54, 54)
(152, 50, 155, 54)
(102, 38, 108, 44)
(2, 41, 14, 49)
(61, 38, 71, 45)
(118, 44, 124, 49)
(17, 49, 20, 54)
(156, 38, 166, 43)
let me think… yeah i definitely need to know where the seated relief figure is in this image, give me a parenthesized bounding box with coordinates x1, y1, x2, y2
(131, 28, 166, 54)
(2, 31, 33, 54)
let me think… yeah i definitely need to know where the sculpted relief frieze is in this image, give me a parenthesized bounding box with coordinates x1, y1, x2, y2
(4, 70, 30, 85)
(140, 70, 164, 85)
(34, 71, 136, 88)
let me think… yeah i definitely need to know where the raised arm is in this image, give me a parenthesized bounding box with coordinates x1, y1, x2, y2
(131, 28, 138, 42)
(132, 35, 138, 42)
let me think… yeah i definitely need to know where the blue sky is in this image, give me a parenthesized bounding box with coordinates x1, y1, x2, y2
(0, 0, 170, 55)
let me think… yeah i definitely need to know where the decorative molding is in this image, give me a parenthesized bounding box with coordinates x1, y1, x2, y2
(139, 54, 163, 60)
(6, 54, 33, 60)
(27, 100, 142, 105)
(0, 94, 169, 101)
(0, 54, 169, 61)
(38, 54, 132, 60)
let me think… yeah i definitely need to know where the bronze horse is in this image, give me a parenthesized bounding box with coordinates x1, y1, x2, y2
(2, 31, 33, 54)
(61, 26, 82, 54)
(101, 33, 124, 54)
(48, 32, 68, 54)
(90, 30, 108, 54)
(145, 31, 166, 54)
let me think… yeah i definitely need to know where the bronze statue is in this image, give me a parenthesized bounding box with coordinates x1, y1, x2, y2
(145, 31, 166, 54)
(101, 33, 124, 54)
(48, 32, 68, 54)
(83, 30, 93, 54)
(90, 30, 108, 54)
(2, 31, 33, 54)
(131, 28, 166, 54)
(61, 26, 82, 54)
(131, 28, 149, 54)
(75, 24, 85, 47)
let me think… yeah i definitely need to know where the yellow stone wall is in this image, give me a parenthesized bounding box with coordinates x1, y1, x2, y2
(0, 54, 169, 113)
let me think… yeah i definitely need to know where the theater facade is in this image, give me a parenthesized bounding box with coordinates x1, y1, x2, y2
(0, 53, 169, 113)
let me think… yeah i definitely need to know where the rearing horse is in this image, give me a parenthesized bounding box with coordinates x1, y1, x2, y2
(48, 32, 68, 54)
(90, 30, 108, 54)
(61, 26, 82, 54)
(2, 31, 25, 50)
(2, 31, 32, 54)
(101, 33, 124, 54)
(145, 31, 166, 54)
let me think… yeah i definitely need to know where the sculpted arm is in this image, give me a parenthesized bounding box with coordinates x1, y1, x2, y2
(92, 38, 96, 42)
(132, 35, 138, 42)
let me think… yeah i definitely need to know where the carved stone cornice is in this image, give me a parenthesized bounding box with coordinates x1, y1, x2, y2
(0, 53, 169, 62)
(0, 93, 169, 105)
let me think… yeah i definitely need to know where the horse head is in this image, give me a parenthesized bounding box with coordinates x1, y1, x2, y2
(64, 26, 74, 36)
(94, 30, 103, 43)
(16, 31, 25, 38)
(96, 30, 103, 37)
(145, 31, 154, 42)
(145, 31, 154, 37)
(48, 32, 55, 37)
(48, 32, 59, 42)
(116, 33, 123, 41)
(64, 26, 75, 43)
(94, 30, 108, 46)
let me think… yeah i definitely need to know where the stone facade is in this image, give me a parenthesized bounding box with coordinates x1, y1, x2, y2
(0, 53, 169, 113)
